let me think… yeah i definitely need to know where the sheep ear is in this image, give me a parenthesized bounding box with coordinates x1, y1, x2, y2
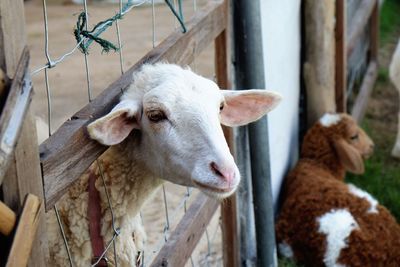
(220, 90, 282, 127)
(334, 139, 365, 174)
(87, 100, 141, 146)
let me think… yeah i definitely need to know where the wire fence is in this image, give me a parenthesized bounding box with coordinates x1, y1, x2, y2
(28, 0, 222, 266)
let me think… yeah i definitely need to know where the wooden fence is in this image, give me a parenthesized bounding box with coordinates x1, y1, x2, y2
(0, 0, 238, 266)
(335, 0, 379, 122)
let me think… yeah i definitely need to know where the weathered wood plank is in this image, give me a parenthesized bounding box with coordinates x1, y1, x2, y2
(351, 61, 378, 123)
(215, 22, 240, 267)
(335, 0, 347, 113)
(0, 1, 48, 265)
(347, 0, 376, 57)
(0, 201, 16, 236)
(0, 48, 32, 185)
(6, 194, 42, 267)
(40, 0, 227, 210)
(3, 112, 49, 267)
(149, 194, 219, 267)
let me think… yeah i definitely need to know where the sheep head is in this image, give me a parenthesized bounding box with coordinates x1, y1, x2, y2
(302, 113, 374, 176)
(87, 64, 281, 198)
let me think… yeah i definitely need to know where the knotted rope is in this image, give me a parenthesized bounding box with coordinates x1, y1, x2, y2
(74, 0, 186, 55)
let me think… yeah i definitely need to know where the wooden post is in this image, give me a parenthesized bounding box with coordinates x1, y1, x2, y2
(0, 0, 48, 266)
(216, 1, 240, 266)
(303, 0, 336, 125)
(370, 0, 379, 62)
(335, 0, 347, 113)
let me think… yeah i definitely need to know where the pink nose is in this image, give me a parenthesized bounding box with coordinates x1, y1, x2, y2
(210, 162, 235, 183)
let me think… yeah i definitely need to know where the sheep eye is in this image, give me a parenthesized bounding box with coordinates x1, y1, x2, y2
(350, 134, 359, 140)
(147, 110, 167, 123)
(219, 102, 225, 111)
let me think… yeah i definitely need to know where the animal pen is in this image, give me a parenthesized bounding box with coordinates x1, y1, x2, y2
(0, 0, 240, 266)
(0, 0, 381, 266)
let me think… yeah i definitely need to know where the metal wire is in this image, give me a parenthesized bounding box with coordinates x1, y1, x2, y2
(115, 0, 125, 74)
(96, 159, 121, 267)
(83, 1, 93, 102)
(31, 0, 150, 76)
(79, 3, 121, 265)
(162, 185, 171, 242)
(54, 205, 74, 267)
(41, 1, 74, 265)
(152, 0, 156, 48)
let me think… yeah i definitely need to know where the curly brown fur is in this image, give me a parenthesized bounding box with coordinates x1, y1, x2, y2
(276, 113, 400, 267)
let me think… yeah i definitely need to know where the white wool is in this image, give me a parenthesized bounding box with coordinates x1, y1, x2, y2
(278, 242, 294, 259)
(317, 209, 359, 267)
(319, 113, 342, 127)
(348, 184, 378, 214)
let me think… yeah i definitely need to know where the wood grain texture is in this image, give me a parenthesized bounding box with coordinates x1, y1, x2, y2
(0, 0, 26, 77)
(0, 48, 32, 185)
(40, 0, 227, 210)
(0, 1, 48, 266)
(215, 23, 240, 267)
(347, 0, 376, 57)
(149, 194, 219, 267)
(0, 201, 16, 236)
(351, 61, 378, 123)
(335, 0, 347, 113)
(6, 194, 42, 267)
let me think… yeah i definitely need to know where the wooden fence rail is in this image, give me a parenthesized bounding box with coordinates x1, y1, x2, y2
(40, 0, 227, 210)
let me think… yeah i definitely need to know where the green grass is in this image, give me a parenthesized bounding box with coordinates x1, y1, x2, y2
(278, 258, 303, 267)
(380, 0, 400, 44)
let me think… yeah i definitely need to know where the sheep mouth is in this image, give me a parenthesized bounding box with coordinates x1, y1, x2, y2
(192, 180, 234, 194)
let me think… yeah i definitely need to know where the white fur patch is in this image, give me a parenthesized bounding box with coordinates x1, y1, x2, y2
(278, 242, 294, 259)
(319, 113, 342, 127)
(317, 209, 359, 267)
(348, 184, 378, 214)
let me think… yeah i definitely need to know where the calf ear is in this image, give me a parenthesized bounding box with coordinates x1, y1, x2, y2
(220, 90, 281, 127)
(334, 139, 365, 174)
(87, 100, 141, 146)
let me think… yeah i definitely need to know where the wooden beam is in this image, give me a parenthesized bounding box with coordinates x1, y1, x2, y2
(335, 0, 347, 113)
(40, 0, 227, 210)
(0, 1, 48, 266)
(0, 201, 16, 236)
(0, 48, 32, 184)
(6, 194, 42, 267)
(215, 13, 240, 265)
(149, 194, 219, 267)
(351, 61, 378, 123)
(347, 0, 376, 57)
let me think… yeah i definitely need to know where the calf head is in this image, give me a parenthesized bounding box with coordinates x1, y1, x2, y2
(87, 64, 281, 198)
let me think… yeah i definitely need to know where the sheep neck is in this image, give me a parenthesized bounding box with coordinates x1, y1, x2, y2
(95, 141, 164, 219)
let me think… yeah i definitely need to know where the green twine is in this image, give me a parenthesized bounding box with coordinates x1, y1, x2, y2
(74, 0, 187, 55)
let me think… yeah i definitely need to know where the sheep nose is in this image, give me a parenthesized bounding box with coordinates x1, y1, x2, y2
(210, 162, 235, 183)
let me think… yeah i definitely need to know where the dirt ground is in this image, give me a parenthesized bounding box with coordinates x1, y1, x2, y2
(24, 0, 221, 266)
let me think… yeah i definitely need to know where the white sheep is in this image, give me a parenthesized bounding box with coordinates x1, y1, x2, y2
(390, 39, 400, 158)
(47, 63, 281, 267)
